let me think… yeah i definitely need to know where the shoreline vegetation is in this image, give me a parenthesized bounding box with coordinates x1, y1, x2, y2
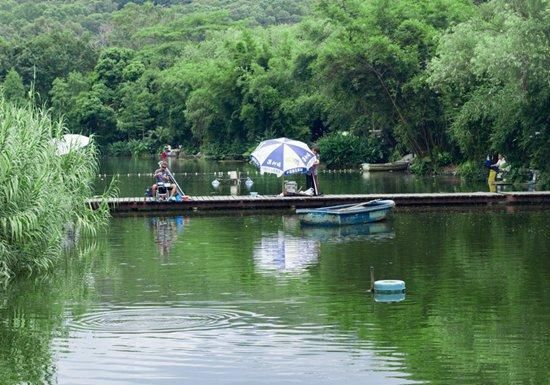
(0, 97, 115, 282)
(0, 0, 547, 187)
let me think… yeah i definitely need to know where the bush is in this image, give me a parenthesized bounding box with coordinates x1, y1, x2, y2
(106, 139, 155, 157)
(457, 160, 487, 181)
(409, 157, 433, 175)
(201, 141, 246, 160)
(410, 151, 455, 175)
(107, 141, 132, 156)
(128, 139, 154, 157)
(317, 132, 387, 169)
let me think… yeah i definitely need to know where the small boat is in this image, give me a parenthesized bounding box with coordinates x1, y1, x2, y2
(361, 161, 409, 172)
(296, 200, 396, 226)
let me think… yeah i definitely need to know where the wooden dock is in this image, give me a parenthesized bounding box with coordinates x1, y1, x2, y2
(89, 191, 550, 214)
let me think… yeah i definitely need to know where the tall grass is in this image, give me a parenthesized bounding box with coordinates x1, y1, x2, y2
(0, 97, 114, 281)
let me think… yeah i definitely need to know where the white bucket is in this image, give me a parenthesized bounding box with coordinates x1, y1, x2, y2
(284, 181, 297, 194)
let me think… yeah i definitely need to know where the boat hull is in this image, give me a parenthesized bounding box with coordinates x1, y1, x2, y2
(296, 200, 395, 226)
(362, 161, 409, 172)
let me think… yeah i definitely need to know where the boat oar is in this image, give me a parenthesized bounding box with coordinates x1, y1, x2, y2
(166, 167, 185, 196)
(338, 200, 377, 211)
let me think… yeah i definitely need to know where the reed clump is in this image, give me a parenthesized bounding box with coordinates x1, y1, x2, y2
(0, 97, 113, 281)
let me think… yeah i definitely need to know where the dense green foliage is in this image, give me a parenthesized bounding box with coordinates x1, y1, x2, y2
(428, 0, 549, 184)
(317, 132, 388, 169)
(0, 97, 113, 281)
(0, 0, 548, 184)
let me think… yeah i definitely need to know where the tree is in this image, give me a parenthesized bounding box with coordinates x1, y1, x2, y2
(93, 47, 135, 90)
(310, 0, 475, 163)
(116, 81, 154, 140)
(11, 30, 98, 100)
(428, 0, 550, 181)
(73, 86, 117, 145)
(49, 71, 90, 129)
(2, 68, 26, 106)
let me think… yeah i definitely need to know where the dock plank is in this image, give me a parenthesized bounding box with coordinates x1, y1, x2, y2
(86, 192, 550, 214)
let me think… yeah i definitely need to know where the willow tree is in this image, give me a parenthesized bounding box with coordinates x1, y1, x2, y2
(0, 96, 113, 281)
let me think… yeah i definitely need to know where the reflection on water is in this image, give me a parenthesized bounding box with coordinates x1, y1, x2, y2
(374, 292, 406, 303)
(253, 230, 320, 273)
(300, 221, 395, 242)
(149, 216, 188, 256)
(254, 217, 395, 275)
(55, 303, 411, 385)
(1, 209, 549, 385)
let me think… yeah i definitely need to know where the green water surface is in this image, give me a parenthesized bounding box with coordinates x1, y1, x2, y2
(1, 207, 548, 385)
(95, 157, 495, 197)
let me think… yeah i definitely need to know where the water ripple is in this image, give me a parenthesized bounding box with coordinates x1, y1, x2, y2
(68, 306, 256, 334)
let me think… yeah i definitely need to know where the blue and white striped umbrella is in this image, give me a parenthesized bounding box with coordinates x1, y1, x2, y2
(250, 137, 317, 177)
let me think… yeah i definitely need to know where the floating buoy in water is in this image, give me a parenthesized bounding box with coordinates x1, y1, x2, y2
(368, 266, 406, 302)
(374, 280, 405, 294)
(373, 280, 406, 303)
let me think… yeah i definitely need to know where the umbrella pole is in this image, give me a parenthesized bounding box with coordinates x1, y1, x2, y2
(312, 173, 318, 195)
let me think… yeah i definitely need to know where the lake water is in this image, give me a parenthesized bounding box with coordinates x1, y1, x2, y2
(1, 158, 548, 385)
(95, 157, 495, 197)
(1, 208, 548, 385)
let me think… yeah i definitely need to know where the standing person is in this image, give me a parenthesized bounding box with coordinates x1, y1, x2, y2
(160, 148, 168, 162)
(486, 154, 499, 187)
(312, 146, 321, 195)
(493, 154, 508, 172)
(309, 146, 320, 195)
(151, 161, 177, 199)
(493, 153, 510, 184)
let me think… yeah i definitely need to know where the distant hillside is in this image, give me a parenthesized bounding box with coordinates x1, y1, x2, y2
(0, 0, 311, 41)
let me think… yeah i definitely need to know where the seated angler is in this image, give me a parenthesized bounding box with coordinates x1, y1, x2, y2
(151, 161, 177, 199)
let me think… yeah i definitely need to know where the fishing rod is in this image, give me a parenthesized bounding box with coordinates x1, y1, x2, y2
(165, 167, 185, 196)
